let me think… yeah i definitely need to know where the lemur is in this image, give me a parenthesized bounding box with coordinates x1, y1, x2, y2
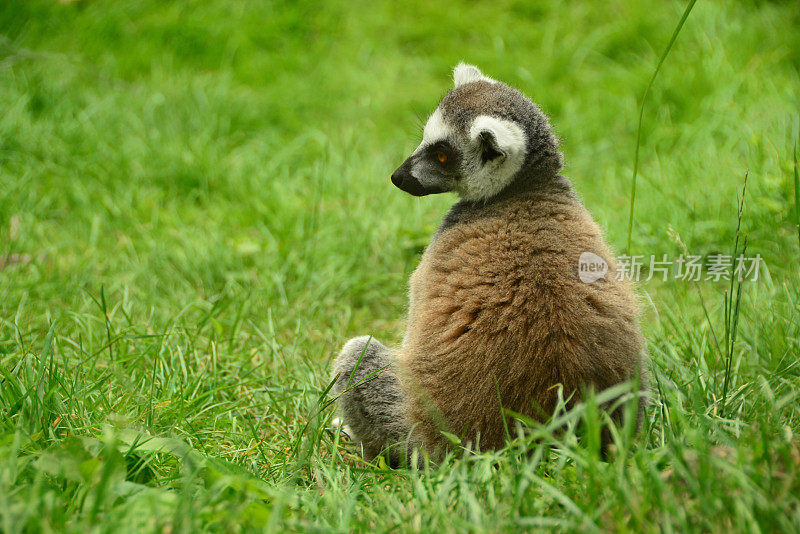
(332, 64, 647, 465)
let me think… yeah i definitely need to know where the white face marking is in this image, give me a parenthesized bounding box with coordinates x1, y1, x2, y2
(421, 108, 452, 146)
(408, 107, 457, 189)
(458, 114, 528, 202)
(413, 108, 451, 176)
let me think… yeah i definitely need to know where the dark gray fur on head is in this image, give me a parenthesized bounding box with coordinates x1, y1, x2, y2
(439, 79, 564, 185)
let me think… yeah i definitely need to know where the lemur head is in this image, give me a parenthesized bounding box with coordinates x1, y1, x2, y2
(391, 63, 563, 202)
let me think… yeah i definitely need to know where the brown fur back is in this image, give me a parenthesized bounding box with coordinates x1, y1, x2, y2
(397, 188, 645, 454)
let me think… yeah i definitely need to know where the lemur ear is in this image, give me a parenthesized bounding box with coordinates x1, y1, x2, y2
(469, 115, 527, 164)
(453, 62, 489, 87)
(476, 130, 504, 163)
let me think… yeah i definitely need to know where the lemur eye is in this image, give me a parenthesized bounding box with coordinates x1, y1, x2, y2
(437, 152, 448, 163)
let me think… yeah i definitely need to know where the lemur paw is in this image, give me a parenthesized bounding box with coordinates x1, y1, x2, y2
(330, 417, 354, 440)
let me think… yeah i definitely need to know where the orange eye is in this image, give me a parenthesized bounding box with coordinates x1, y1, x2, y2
(437, 152, 448, 163)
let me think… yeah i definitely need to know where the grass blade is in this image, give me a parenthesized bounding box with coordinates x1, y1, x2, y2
(794, 133, 799, 254)
(626, 0, 699, 253)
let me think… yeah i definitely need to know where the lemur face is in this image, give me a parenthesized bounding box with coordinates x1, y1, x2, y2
(390, 108, 463, 197)
(391, 64, 562, 202)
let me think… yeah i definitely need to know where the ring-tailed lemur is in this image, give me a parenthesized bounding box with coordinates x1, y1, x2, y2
(332, 63, 647, 465)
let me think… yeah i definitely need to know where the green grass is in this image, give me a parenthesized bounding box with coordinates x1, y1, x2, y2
(1, 0, 799, 531)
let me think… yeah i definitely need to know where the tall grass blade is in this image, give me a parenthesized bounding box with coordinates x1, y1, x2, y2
(720, 173, 748, 417)
(793, 134, 799, 253)
(626, 0, 699, 253)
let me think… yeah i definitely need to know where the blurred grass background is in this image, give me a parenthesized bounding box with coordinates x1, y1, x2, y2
(0, 0, 799, 531)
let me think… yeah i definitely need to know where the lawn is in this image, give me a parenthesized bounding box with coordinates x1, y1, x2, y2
(1, 0, 799, 531)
